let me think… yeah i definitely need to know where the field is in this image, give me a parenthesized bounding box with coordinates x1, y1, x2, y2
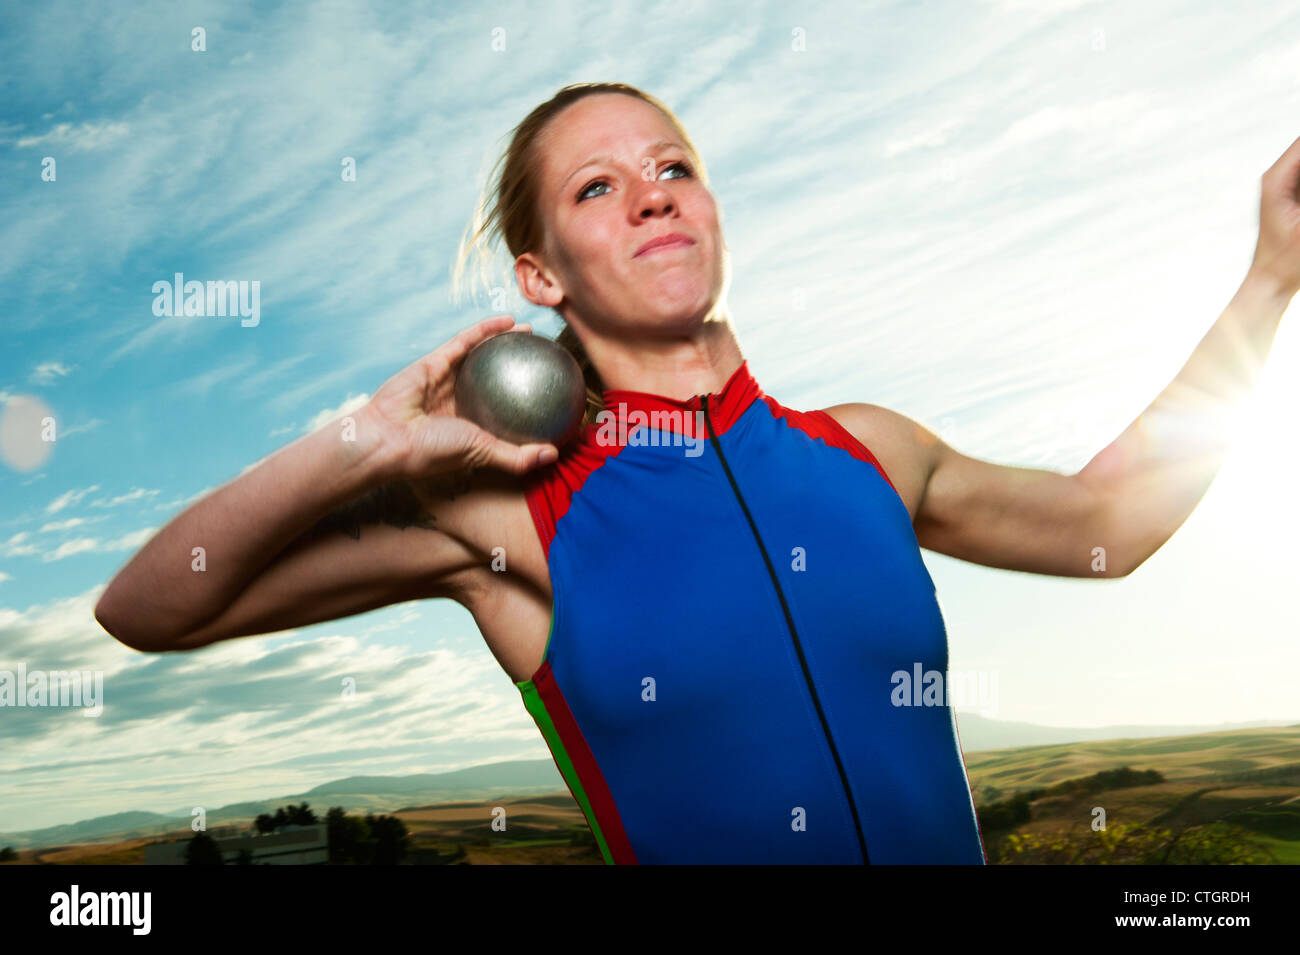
(962, 724, 1300, 863)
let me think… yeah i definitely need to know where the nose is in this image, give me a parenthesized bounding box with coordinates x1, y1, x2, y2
(636, 182, 675, 219)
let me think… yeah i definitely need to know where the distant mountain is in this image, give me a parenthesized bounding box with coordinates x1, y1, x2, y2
(302, 759, 566, 797)
(0, 810, 190, 851)
(0, 759, 566, 850)
(953, 713, 1299, 753)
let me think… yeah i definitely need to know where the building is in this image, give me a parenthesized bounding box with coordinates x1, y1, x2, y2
(144, 823, 328, 865)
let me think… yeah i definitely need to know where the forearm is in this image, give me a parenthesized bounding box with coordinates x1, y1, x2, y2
(96, 405, 398, 645)
(1077, 270, 1293, 573)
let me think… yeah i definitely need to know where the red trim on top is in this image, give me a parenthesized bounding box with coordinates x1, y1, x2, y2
(522, 426, 625, 558)
(762, 398, 899, 495)
(523, 358, 763, 557)
(533, 660, 640, 864)
(601, 358, 760, 438)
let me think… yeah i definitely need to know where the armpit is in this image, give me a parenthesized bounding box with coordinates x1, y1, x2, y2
(309, 480, 440, 540)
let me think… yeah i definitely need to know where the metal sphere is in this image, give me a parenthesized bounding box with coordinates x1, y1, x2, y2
(454, 331, 587, 447)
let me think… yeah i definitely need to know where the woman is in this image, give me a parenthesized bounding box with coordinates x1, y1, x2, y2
(96, 83, 1300, 865)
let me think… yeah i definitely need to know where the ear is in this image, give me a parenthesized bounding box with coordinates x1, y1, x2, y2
(515, 252, 564, 308)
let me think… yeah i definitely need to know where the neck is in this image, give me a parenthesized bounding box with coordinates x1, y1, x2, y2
(577, 310, 746, 402)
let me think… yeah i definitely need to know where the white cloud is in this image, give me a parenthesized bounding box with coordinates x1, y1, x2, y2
(44, 485, 100, 515)
(0, 585, 538, 832)
(59, 418, 105, 438)
(237, 354, 313, 397)
(1, 523, 156, 562)
(43, 537, 101, 561)
(38, 516, 107, 533)
(90, 488, 160, 509)
(29, 362, 72, 385)
(14, 121, 130, 151)
(150, 485, 219, 513)
(41, 526, 156, 563)
(170, 354, 259, 399)
(883, 119, 963, 158)
(304, 393, 371, 435)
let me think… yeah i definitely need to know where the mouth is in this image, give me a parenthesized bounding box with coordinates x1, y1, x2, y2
(634, 233, 696, 258)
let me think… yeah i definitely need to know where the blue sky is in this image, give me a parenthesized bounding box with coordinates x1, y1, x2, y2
(2, 0, 1299, 831)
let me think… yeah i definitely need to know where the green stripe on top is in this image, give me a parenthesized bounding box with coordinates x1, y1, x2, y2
(516, 679, 615, 865)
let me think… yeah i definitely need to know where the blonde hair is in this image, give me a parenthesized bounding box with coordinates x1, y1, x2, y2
(451, 82, 711, 426)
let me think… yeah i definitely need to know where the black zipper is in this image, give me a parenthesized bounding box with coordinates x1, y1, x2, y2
(700, 393, 871, 865)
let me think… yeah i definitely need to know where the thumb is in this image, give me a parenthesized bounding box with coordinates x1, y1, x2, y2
(472, 434, 559, 474)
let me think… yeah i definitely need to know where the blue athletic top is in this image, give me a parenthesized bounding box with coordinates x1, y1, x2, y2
(517, 358, 987, 864)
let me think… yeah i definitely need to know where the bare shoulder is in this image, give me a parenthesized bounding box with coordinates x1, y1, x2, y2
(406, 468, 554, 683)
(819, 402, 943, 522)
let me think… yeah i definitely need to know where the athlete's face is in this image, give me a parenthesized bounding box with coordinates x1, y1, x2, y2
(522, 94, 726, 336)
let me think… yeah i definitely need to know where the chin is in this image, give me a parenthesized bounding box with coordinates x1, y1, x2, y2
(647, 275, 715, 315)
(643, 294, 718, 332)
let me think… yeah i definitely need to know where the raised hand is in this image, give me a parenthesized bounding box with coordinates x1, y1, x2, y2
(364, 315, 560, 480)
(1249, 132, 1300, 299)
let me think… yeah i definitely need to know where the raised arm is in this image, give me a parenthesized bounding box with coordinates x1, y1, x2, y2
(826, 133, 1300, 579)
(95, 316, 556, 651)
(94, 402, 396, 650)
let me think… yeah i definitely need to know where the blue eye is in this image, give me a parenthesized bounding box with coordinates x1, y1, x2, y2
(577, 160, 693, 202)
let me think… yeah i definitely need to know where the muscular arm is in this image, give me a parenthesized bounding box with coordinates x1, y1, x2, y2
(137, 470, 489, 653)
(826, 402, 1114, 578)
(827, 274, 1292, 580)
(1073, 275, 1291, 575)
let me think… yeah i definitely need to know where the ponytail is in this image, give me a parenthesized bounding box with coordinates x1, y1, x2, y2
(556, 322, 605, 427)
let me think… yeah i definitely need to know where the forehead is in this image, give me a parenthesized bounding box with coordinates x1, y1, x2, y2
(538, 94, 677, 187)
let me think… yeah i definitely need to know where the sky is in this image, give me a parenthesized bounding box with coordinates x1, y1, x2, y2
(2, 0, 1299, 832)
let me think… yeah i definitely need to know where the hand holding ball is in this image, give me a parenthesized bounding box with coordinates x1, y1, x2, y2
(455, 331, 587, 449)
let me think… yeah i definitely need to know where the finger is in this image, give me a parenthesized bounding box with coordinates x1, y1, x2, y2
(434, 315, 517, 370)
(472, 318, 536, 355)
(457, 314, 518, 353)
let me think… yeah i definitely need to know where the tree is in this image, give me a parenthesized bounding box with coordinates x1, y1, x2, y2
(326, 806, 371, 864)
(185, 832, 224, 865)
(258, 802, 318, 834)
(321, 807, 408, 864)
(366, 813, 409, 865)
